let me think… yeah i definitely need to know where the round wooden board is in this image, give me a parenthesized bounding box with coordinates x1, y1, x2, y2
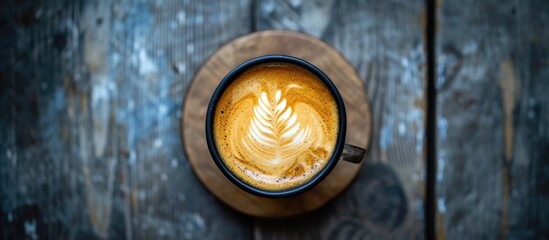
(181, 30, 372, 217)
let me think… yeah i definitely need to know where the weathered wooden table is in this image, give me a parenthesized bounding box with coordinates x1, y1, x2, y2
(1, 0, 547, 239)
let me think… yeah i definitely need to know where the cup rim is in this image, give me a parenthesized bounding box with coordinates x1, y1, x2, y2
(205, 55, 347, 198)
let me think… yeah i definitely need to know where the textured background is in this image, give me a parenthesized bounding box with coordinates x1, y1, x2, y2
(0, 0, 547, 239)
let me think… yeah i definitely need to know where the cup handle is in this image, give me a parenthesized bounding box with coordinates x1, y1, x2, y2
(340, 144, 367, 163)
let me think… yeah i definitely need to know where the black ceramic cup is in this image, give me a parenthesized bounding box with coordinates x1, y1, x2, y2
(206, 55, 366, 198)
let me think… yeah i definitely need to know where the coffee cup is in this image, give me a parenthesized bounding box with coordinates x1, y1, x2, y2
(206, 55, 366, 198)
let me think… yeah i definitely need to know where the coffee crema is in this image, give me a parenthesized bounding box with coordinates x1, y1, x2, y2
(213, 62, 339, 191)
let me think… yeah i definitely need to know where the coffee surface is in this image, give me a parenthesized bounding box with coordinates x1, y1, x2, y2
(213, 62, 339, 191)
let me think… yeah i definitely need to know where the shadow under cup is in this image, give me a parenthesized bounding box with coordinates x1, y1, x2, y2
(206, 55, 362, 198)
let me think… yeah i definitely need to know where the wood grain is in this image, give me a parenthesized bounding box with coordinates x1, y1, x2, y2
(182, 30, 371, 217)
(255, 0, 426, 239)
(0, 0, 252, 239)
(436, 0, 549, 239)
(4, 0, 548, 239)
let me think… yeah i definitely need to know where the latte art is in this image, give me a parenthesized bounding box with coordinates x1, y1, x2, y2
(242, 89, 319, 175)
(213, 62, 339, 191)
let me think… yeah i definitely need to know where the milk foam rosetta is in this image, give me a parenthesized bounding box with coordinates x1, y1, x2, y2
(213, 62, 339, 191)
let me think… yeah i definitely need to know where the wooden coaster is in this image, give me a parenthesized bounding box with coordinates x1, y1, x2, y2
(181, 30, 372, 217)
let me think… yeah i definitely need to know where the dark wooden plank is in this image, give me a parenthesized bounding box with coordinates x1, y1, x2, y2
(1, 0, 252, 239)
(1, 1, 84, 239)
(255, 0, 426, 239)
(435, 0, 549, 238)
